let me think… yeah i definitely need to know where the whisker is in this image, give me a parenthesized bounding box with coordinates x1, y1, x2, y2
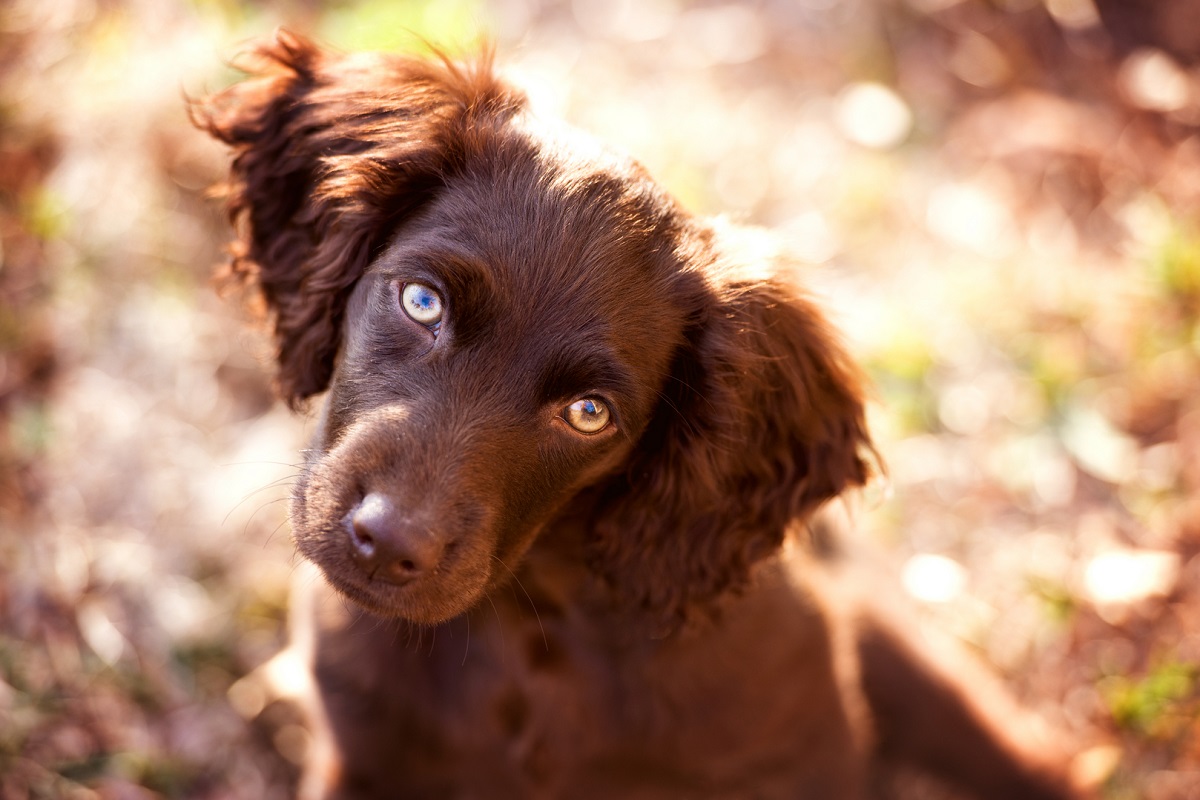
(390, 621, 402, 649)
(493, 556, 546, 651)
(222, 474, 302, 526)
(484, 591, 507, 667)
(264, 514, 291, 547)
(339, 598, 359, 630)
(462, 611, 471, 667)
(242, 496, 293, 539)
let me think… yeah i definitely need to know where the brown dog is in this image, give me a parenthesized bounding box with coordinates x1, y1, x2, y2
(196, 31, 1084, 800)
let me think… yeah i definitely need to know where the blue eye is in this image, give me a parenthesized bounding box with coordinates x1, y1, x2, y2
(401, 282, 443, 328)
(564, 397, 611, 434)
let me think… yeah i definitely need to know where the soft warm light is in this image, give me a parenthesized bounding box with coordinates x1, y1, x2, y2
(926, 181, 1015, 257)
(1119, 49, 1190, 112)
(902, 553, 968, 603)
(834, 83, 913, 150)
(676, 5, 768, 65)
(1084, 548, 1180, 606)
(1061, 407, 1139, 484)
(78, 602, 127, 665)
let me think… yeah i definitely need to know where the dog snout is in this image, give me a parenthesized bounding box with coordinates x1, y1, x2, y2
(347, 492, 449, 584)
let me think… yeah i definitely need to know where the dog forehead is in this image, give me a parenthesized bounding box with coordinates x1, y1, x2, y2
(432, 148, 684, 319)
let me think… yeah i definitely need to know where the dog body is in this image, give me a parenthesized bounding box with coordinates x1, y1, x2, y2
(197, 33, 1082, 799)
(300, 549, 865, 799)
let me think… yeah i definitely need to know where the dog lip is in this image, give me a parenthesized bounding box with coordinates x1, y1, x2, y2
(322, 568, 478, 623)
(325, 576, 415, 617)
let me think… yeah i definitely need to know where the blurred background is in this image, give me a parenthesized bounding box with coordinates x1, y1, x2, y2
(2, 0, 1199, 797)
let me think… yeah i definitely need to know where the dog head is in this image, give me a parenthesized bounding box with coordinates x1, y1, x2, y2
(196, 32, 873, 624)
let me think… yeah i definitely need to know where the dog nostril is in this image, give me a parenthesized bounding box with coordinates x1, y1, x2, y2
(351, 522, 375, 549)
(349, 496, 386, 558)
(379, 557, 422, 584)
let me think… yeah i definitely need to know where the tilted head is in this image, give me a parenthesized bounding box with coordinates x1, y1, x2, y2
(194, 31, 874, 625)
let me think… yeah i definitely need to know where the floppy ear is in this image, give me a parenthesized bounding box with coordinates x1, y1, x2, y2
(191, 31, 522, 406)
(592, 259, 875, 622)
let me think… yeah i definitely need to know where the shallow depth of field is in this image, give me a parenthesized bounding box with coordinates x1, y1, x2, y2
(2, 0, 1199, 797)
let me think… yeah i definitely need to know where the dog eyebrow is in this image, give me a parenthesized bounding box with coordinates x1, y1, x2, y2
(378, 247, 494, 297)
(537, 347, 635, 407)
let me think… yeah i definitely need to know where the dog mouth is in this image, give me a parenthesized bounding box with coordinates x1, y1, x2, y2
(301, 533, 494, 624)
(291, 486, 496, 624)
(318, 568, 485, 623)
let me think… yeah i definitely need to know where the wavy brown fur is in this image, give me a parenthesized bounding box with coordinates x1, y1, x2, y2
(196, 32, 1085, 800)
(192, 31, 524, 405)
(592, 269, 874, 619)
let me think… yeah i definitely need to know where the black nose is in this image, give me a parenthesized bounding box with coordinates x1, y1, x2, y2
(347, 492, 446, 585)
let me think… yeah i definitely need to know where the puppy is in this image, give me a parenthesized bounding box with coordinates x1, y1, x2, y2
(196, 31, 1085, 800)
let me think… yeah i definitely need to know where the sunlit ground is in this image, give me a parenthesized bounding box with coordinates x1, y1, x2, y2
(2, 0, 1199, 797)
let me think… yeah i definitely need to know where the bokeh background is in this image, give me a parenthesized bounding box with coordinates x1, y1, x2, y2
(2, 0, 1199, 797)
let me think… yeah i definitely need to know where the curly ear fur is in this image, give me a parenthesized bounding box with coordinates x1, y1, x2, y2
(592, 242, 875, 622)
(191, 31, 524, 406)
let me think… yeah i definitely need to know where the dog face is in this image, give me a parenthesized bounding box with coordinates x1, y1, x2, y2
(293, 157, 694, 622)
(195, 32, 873, 625)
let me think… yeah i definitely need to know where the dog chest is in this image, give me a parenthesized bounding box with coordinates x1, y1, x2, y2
(307, 576, 866, 798)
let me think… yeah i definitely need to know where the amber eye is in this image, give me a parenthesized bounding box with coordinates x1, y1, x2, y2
(563, 397, 610, 434)
(401, 282, 443, 328)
